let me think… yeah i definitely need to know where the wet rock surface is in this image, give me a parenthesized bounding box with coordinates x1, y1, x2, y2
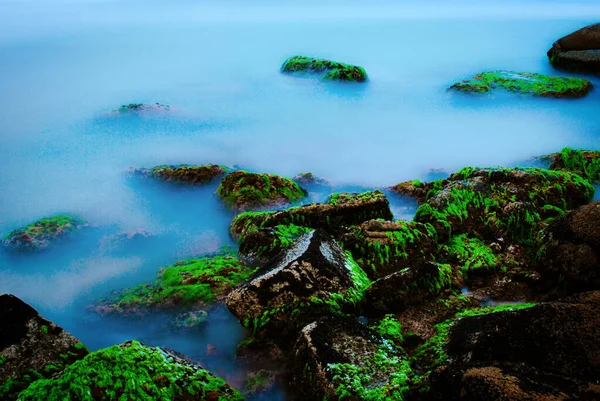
(548, 23, 600, 72)
(133, 164, 227, 185)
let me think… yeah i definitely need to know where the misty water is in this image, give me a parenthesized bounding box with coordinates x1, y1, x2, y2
(1, 0, 600, 398)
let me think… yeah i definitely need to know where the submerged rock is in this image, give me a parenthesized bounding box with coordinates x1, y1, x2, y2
(449, 71, 592, 98)
(549, 147, 600, 182)
(114, 102, 171, 113)
(225, 230, 370, 342)
(536, 200, 600, 294)
(169, 310, 209, 330)
(0, 294, 88, 400)
(216, 170, 307, 210)
(2, 215, 87, 251)
(94, 254, 257, 315)
(281, 55, 368, 82)
(17, 340, 243, 401)
(293, 315, 412, 401)
(547, 23, 600, 72)
(133, 164, 227, 185)
(425, 293, 600, 400)
(293, 172, 329, 186)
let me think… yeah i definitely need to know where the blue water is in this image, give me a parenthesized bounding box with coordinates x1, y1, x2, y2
(1, 0, 600, 398)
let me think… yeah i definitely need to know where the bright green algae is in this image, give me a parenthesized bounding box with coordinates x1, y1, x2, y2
(450, 71, 592, 98)
(17, 341, 243, 401)
(99, 255, 257, 312)
(551, 147, 600, 182)
(281, 56, 368, 82)
(2, 215, 86, 250)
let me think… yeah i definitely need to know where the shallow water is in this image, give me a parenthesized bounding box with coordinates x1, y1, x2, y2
(1, 0, 599, 398)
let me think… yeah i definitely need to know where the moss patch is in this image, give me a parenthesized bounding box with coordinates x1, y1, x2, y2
(2, 215, 86, 250)
(18, 341, 243, 401)
(450, 71, 592, 98)
(281, 56, 368, 82)
(96, 255, 257, 314)
(549, 147, 600, 182)
(139, 164, 227, 185)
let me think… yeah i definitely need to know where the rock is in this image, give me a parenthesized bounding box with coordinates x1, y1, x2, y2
(390, 180, 431, 204)
(216, 170, 307, 210)
(549, 147, 600, 182)
(364, 262, 455, 314)
(94, 254, 257, 315)
(225, 230, 370, 342)
(238, 224, 312, 266)
(281, 55, 368, 82)
(536, 200, 600, 294)
(114, 102, 171, 113)
(169, 310, 209, 330)
(425, 292, 600, 400)
(243, 369, 276, 396)
(414, 167, 594, 244)
(293, 172, 329, 186)
(230, 190, 393, 241)
(133, 164, 227, 185)
(0, 294, 88, 400)
(547, 23, 600, 72)
(340, 219, 438, 279)
(292, 315, 412, 401)
(449, 71, 592, 98)
(17, 340, 243, 401)
(2, 215, 87, 251)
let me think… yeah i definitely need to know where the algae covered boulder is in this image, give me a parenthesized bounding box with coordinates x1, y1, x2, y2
(134, 164, 227, 185)
(549, 147, 600, 182)
(547, 23, 600, 72)
(217, 170, 307, 210)
(18, 340, 243, 401)
(293, 315, 412, 401)
(0, 294, 89, 400)
(95, 254, 257, 315)
(293, 172, 329, 186)
(114, 102, 171, 113)
(2, 215, 86, 251)
(536, 200, 600, 294)
(425, 293, 600, 400)
(281, 55, 368, 82)
(450, 71, 592, 98)
(225, 229, 370, 342)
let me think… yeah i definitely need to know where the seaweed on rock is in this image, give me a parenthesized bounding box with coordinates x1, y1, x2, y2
(281, 56, 368, 82)
(2, 215, 86, 251)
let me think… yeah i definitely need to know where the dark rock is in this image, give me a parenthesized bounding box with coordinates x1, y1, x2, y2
(427, 292, 600, 400)
(216, 170, 307, 210)
(238, 224, 311, 266)
(536, 200, 600, 294)
(547, 23, 600, 72)
(114, 103, 171, 113)
(133, 164, 227, 185)
(390, 180, 431, 204)
(292, 315, 411, 401)
(0, 294, 88, 400)
(225, 230, 370, 343)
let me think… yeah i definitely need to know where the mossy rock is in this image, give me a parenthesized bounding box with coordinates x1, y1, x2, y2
(549, 147, 600, 182)
(238, 223, 312, 266)
(17, 340, 243, 401)
(114, 102, 171, 113)
(450, 71, 592, 98)
(225, 230, 371, 343)
(281, 56, 368, 82)
(216, 171, 307, 210)
(293, 315, 412, 401)
(547, 23, 600, 73)
(0, 295, 89, 400)
(134, 164, 227, 185)
(293, 172, 329, 186)
(94, 254, 257, 314)
(390, 179, 430, 204)
(2, 215, 86, 251)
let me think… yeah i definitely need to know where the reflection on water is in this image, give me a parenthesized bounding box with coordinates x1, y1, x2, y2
(1, 0, 599, 399)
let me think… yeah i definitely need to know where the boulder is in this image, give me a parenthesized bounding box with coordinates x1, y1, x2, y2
(114, 102, 170, 113)
(281, 56, 368, 82)
(133, 164, 227, 185)
(536, 200, 600, 294)
(17, 340, 243, 401)
(216, 170, 307, 210)
(549, 147, 600, 182)
(0, 294, 88, 400)
(450, 71, 592, 98)
(293, 172, 329, 186)
(426, 292, 600, 400)
(292, 315, 412, 401)
(547, 23, 600, 72)
(225, 230, 370, 342)
(2, 215, 86, 251)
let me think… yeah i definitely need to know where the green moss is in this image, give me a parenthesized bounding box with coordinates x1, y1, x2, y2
(40, 325, 48, 335)
(18, 341, 243, 401)
(3, 215, 85, 243)
(100, 255, 257, 312)
(553, 147, 600, 182)
(328, 340, 412, 401)
(281, 56, 367, 82)
(373, 315, 404, 345)
(441, 234, 500, 276)
(450, 71, 592, 98)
